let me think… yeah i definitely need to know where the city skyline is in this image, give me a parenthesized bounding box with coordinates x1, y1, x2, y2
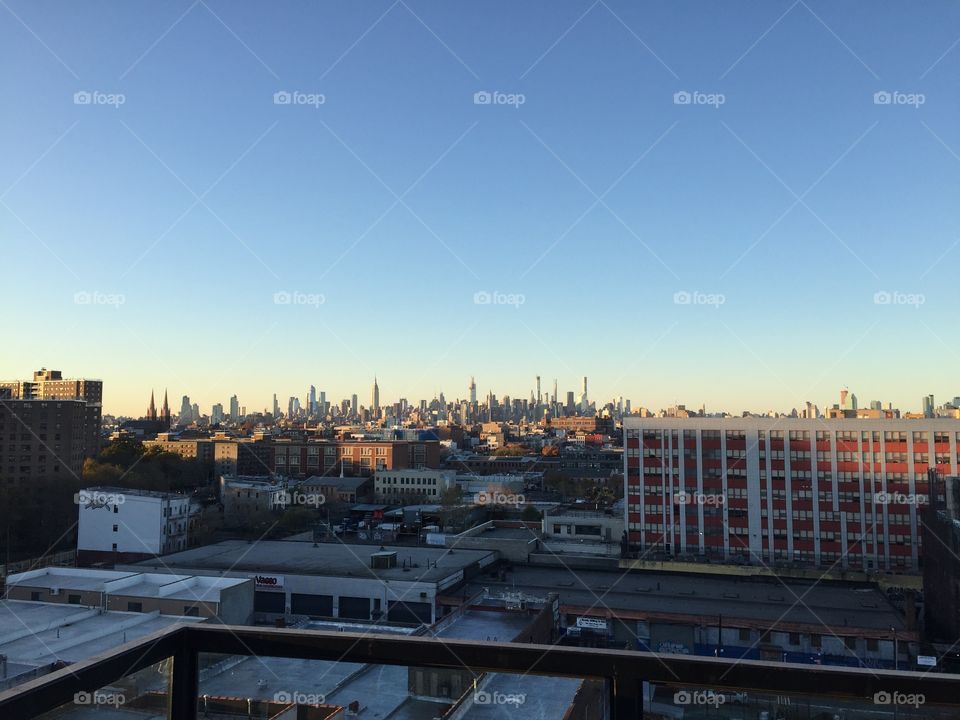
(4, 2, 960, 417)
(99, 373, 959, 419)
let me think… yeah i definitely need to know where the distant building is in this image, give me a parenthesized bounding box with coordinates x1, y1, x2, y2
(374, 469, 456, 502)
(77, 487, 196, 565)
(0, 398, 88, 485)
(0, 368, 103, 457)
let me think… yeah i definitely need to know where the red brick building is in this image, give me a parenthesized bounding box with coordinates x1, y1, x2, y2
(624, 418, 960, 572)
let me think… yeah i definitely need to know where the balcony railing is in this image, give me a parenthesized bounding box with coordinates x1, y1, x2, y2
(1, 623, 958, 718)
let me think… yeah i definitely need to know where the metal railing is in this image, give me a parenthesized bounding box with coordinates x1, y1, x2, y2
(0, 622, 958, 718)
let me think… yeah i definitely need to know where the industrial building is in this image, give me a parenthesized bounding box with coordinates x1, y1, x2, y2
(129, 539, 496, 624)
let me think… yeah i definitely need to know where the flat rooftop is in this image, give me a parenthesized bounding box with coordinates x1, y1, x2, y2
(133, 540, 496, 584)
(8, 568, 248, 603)
(0, 601, 202, 688)
(462, 566, 906, 631)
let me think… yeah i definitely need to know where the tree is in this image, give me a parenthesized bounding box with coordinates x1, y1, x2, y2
(521, 505, 542, 521)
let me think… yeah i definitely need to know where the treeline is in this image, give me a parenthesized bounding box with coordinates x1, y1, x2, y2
(0, 438, 213, 563)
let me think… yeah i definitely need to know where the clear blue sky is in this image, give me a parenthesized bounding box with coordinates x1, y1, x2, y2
(2, 1, 959, 416)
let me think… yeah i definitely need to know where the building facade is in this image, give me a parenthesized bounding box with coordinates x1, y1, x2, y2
(77, 487, 196, 565)
(374, 469, 457, 502)
(0, 399, 88, 485)
(624, 417, 960, 572)
(1, 368, 102, 458)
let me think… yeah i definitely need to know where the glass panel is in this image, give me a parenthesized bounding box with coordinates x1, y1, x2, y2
(199, 653, 599, 719)
(654, 683, 957, 719)
(33, 659, 172, 719)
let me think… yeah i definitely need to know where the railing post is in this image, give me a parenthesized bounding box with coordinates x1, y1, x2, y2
(170, 630, 198, 720)
(610, 672, 641, 719)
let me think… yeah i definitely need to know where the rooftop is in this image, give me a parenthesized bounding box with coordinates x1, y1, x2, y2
(7, 568, 248, 603)
(463, 566, 906, 632)
(0, 600, 202, 690)
(131, 540, 496, 584)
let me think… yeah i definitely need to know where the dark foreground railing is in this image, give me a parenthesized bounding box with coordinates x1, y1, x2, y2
(0, 622, 958, 718)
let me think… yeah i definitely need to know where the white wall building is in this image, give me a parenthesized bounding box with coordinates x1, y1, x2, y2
(77, 487, 194, 564)
(374, 468, 456, 501)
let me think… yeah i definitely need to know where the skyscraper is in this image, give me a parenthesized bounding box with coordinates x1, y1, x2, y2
(469, 376, 477, 404)
(272, 393, 280, 418)
(179, 395, 192, 424)
(536, 376, 541, 406)
(229, 394, 239, 421)
(309, 385, 317, 414)
(372, 377, 380, 416)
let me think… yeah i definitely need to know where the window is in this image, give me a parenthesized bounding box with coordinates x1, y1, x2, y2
(867, 638, 879, 651)
(30, 591, 41, 601)
(184, 606, 200, 617)
(738, 628, 751, 642)
(127, 601, 143, 612)
(112, 524, 118, 532)
(67, 594, 81, 605)
(789, 632, 800, 645)
(811, 634, 822, 648)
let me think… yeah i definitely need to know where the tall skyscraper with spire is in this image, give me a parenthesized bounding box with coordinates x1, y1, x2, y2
(372, 377, 380, 416)
(469, 376, 477, 404)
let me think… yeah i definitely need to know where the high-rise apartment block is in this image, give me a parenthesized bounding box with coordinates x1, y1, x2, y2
(1, 368, 102, 459)
(624, 417, 960, 572)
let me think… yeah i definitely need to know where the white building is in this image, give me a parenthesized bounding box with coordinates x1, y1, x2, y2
(374, 468, 456, 502)
(77, 487, 195, 564)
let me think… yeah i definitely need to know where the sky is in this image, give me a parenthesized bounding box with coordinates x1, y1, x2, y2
(2, 1, 959, 417)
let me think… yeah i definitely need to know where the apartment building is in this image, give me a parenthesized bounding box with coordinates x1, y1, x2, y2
(77, 487, 197, 565)
(274, 439, 441, 477)
(0, 369, 102, 458)
(0, 399, 88, 485)
(624, 417, 960, 572)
